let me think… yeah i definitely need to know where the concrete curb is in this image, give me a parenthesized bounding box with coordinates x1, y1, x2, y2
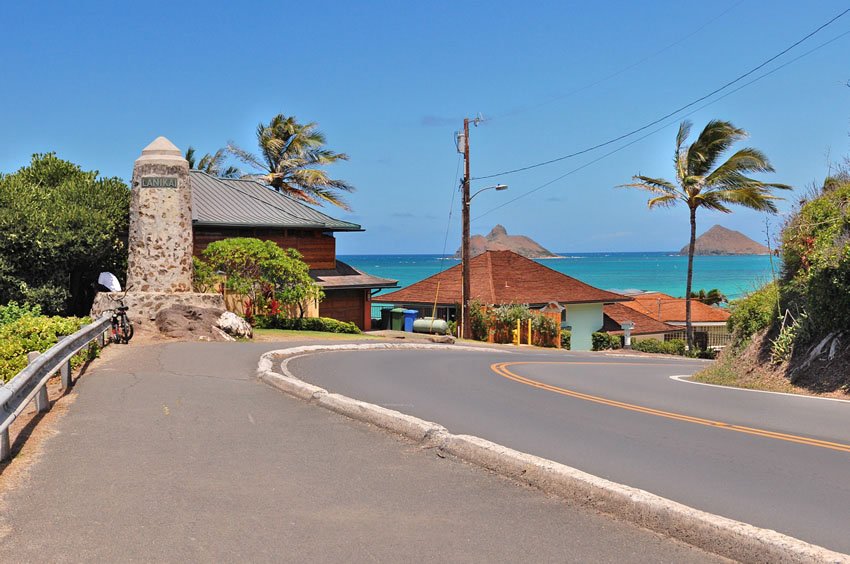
(257, 344, 849, 564)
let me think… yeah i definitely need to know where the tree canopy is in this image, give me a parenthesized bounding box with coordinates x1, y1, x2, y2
(185, 146, 240, 178)
(228, 114, 354, 210)
(0, 154, 130, 315)
(621, 120, 789, 349)
(197, 238, 323, 318)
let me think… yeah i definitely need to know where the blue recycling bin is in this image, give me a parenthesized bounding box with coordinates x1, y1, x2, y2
(402, 309, 418, 332)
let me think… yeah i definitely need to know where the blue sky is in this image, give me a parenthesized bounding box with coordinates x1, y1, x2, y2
(1, 1, 848, 254)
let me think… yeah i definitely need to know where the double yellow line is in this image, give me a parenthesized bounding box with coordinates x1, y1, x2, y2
(491, 361, 850, 455)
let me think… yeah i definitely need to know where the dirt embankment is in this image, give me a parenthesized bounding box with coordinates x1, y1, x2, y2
(696, 328, 850, 398)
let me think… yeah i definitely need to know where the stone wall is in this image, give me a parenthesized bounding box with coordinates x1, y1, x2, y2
(92, 291, 225, 329)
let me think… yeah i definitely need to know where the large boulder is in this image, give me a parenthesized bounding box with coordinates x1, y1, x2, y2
(154, 304, 232, 341)
(216, 311, 253, 339)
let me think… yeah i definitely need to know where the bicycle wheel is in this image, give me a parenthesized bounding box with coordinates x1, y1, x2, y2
(120, 315, 134, 343)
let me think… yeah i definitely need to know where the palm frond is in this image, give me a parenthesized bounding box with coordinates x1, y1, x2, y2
(687, 120, 747, 177)
(647, 194, 679, 209)
(618, 175, 679, 194)
(693, 192, 733, 213)
(185, 146, 196, 168)
(227, 142, 266, 172)
(705, 147, 775, 184)
(675, 121, 691, 182)
(710, 185, 781, 213)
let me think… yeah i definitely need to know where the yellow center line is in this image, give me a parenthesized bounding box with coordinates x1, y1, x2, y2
(491, 361, 850, 455)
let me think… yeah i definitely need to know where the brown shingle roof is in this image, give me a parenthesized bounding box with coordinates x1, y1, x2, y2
(376, 250, 630, 306)
(621, 292, 730, 323)
(602, 303, 679, 336)
(311, 261, 398, 290)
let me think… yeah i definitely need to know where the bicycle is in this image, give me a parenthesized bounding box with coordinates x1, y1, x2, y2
(108, 291, 134, 344)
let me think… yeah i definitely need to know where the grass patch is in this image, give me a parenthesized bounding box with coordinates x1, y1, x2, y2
(693, 348, 799, 394)
(252, 328, 378, 342)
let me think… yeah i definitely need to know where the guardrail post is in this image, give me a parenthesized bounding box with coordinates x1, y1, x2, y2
(97, 331, 105, 347)
(0, 429, 9, 462)
(29, 352, 49, 414)
(61, 359, 72, 390)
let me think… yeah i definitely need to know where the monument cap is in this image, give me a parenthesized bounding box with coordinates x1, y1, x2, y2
(139, 136, 184, 160)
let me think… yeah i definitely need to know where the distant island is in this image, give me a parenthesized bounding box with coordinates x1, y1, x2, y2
(455, 225, 560, 259)
(680, 225, 769, 255)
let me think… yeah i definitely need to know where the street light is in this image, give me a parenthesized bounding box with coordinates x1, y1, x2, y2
(461, 183, 508, 340)
(470, 184, 508, 201)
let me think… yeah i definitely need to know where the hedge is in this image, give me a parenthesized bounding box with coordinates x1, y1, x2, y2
(253, 315, 361, 334)
(0, 312, 94, 383)
(592, 332, 621, 351)
(631, 338, 687, 356)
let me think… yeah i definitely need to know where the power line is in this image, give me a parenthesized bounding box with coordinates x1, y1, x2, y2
(474, 28, 850, 221)
(438, 154, 463, 271)
(473, 7, 850, 181)
(491, 0, 747, 121)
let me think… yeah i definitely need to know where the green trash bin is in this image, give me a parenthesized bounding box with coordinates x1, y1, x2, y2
(390, 308, 406, 331)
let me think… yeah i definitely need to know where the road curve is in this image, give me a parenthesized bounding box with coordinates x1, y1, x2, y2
(287, 348, 850, 554)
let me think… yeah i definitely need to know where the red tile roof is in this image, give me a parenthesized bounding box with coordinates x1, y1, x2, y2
(621, 292, 730, 323)
(602, 303, 679, 335)
(376, 250, 630, 306)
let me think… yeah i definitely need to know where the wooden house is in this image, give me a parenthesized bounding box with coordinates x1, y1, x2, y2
(189, 171, 396, 329)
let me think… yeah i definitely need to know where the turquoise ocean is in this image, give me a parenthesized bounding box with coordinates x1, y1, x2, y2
(340, 253, 777, 312)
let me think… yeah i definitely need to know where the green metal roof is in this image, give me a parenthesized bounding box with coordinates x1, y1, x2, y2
(190, 170, 362, 231)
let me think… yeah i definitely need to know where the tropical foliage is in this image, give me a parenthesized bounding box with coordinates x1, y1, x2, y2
(0, 154, 130, 315)
(0, 309, 94, 383)
(726, 282, 780, 343)
(196, 238, 323, 321)
(228, 113, 354, 210)
(621, 120, 789, 349)
(779, 172, 850, 336)
(465, 302, 559, 347)
(689, 288, 727, 306)
(184, 146, 239, 178)
(253, 315, 360, 334)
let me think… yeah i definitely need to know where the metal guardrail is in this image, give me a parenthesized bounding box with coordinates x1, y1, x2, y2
(0, 314, 111, 461)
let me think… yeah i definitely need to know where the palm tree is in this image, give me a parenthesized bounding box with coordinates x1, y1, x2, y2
(689, 288, 727, 306)
(621, 120, 790, 350)
(227, 114, 354, 210)
(184, 147, 240, 178)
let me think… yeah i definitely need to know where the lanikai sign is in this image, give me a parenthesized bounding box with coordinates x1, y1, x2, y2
(141, 176, 178, 188)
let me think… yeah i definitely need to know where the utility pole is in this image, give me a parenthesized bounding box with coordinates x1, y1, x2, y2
(461, 117, 472, 340)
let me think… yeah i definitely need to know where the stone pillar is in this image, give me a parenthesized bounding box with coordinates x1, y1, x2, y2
(126, 136, 193, 292)
(91, 136, 224, 329)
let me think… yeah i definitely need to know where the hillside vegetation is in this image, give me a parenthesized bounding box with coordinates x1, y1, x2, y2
(697, 171, 850, 394)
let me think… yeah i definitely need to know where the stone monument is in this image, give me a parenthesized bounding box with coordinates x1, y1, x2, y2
(92, 136, 224, 327)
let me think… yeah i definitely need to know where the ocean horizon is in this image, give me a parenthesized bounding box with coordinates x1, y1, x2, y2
(340, 252, 778, 304)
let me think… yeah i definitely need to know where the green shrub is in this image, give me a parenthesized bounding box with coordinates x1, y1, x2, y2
(592, 332, 621, 351)
(253, 315, 361, 334)
(0, 314, 92, 382)
(0, 301, 42, 326)
(200, 238, 323, 318)
(192, 257, 218, 293)
(531, 314, 559, 347)
(561, 330, 571, 350)
(727, 282, 779, 343)
(0, 153, 130, 316)
(468, 299, 489, 341)
(632, 338, 686, 356)
(779, 176, 850, 335)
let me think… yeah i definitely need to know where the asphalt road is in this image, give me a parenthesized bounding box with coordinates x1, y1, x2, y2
(288, 347, 850, 554)
(0, 342, 723, 563)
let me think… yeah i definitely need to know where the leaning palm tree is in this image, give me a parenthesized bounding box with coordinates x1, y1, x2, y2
(185, 147, 240, 178)
(621, 120, 790, 350)
(227, 114, 354, 210)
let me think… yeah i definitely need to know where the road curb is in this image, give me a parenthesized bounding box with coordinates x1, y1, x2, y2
(257, 344, 849, 564)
